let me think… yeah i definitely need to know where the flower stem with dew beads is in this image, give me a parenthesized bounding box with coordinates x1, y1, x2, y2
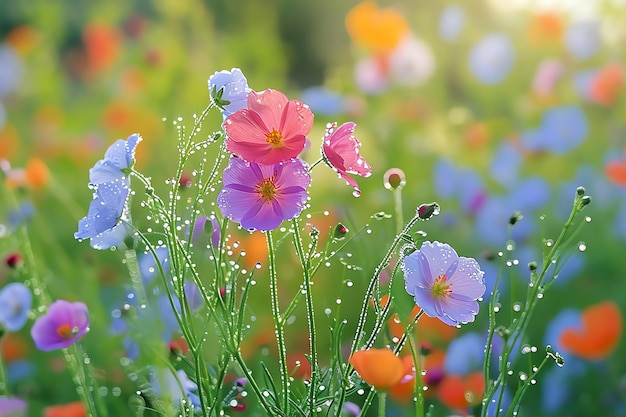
(291, 217, 319, 414)
(266, 230, 290, 413)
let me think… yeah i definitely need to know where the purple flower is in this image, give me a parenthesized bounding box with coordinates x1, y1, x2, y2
(31, 300, 89, 351)
(0, 283, 32, 332)
(217, 157, 310, 231)
(468, 33, 514, 85)
(208, 68, 251, 118)
(75, 134, 142, 249)
(403, 241, 485, 326)
(0, 396, 27, 417)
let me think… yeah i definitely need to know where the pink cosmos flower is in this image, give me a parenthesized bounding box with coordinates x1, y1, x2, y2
(322, 122, 372, 196)
(31, 300, 89, 351)
(224, 89, 314, 165)
(217, 157, 311, 231)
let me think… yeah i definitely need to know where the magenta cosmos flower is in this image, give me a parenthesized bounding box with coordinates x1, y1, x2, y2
(217, 157, 310, 231)
(31, 300, 89, 351)
(224, 89, 314, 165)
(322, 122, 371, 196)
(403, 241, 485, 326)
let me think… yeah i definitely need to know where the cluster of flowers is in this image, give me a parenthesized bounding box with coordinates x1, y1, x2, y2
(210, 68, 372, 231)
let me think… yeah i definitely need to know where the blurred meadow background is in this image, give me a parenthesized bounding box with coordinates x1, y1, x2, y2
(1, 0, 626, 416)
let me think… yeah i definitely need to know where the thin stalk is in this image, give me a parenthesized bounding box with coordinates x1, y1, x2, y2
(63, 344, 99, 417)
(378, 392, 387, 417)
(0, 343, 8, 396)
(348, 212, 423, 363)
(266, 231, 289, 413)
(291, 218, 318, 414)
(408, 334, 424, 417)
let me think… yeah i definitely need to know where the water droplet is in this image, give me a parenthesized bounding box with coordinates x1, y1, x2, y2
(578, 242, 586, 251)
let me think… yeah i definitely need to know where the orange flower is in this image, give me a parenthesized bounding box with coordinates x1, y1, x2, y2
(463, 122, 490, 148)
(25, 157, 49, 189)
(1, 333, 28, 362)
(589, 64, 624, 106)
(527, 12, 563, 45)
(349, 348, 404, 390)
(0, 124, 20, 159)
(83, 22, 121, 72)
(389, 355, 415, 403)
(345, 1, 410, 53)
(44, 401, 86, 417)
(559, 301, 622, 360)
(411, 306, 458, 344)
(438, 371, 484, 411)
(605, 157, 626, 186)
(5, 25, 38, 55)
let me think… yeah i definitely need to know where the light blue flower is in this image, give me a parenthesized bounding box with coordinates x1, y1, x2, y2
(138, 246, 170, 284)
(468, 33, 514, 85)
(208, 68, 251, 118)
(565, 21, 600, 61)
(439, 5, 465, 41)
(0, 283, 32, 332)
(300, 86, 345, 116)
(490, 141, 521, 187)
(75, 134, 142, 250)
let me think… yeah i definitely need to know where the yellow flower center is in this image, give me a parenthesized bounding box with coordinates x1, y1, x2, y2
(256, 177, 278, 202)
(266, 129, 284, 147)
(57, 324, 75, 340)
(431, 274, 452, 299)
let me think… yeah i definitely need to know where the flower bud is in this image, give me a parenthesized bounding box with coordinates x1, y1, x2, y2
(383, 168, 406, 190)
(4, 252, 23, 269)
(579, 195, 591, 208)
(333, 223, 348, 240)
(509, 211, 523, 225)
(417, 202, 440, 220)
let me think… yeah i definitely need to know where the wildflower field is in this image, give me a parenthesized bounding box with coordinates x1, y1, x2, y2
(0, 1, 625, 416)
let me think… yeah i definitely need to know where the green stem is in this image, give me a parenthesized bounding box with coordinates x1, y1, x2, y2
(481, 193, 587, 417)
(266, 231, 289, 412)
(124, 249, 148, 309)
(0, 338, 8, 396)
(348, 212, 423, 363)
(291, 218, 318, 414)
(393, 188, 403, 235)
(308, 157, 324, 171)
(233, 352, 275, 415)
(378, 392, 387, 417)
(64, 344, 100, 417)
(408, 334, 424, 417)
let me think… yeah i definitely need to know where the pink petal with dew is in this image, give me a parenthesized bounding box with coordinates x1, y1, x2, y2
(247, 89, 289, 132)
(324, 122, 371, 176)
(280, 99, 314, 139)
